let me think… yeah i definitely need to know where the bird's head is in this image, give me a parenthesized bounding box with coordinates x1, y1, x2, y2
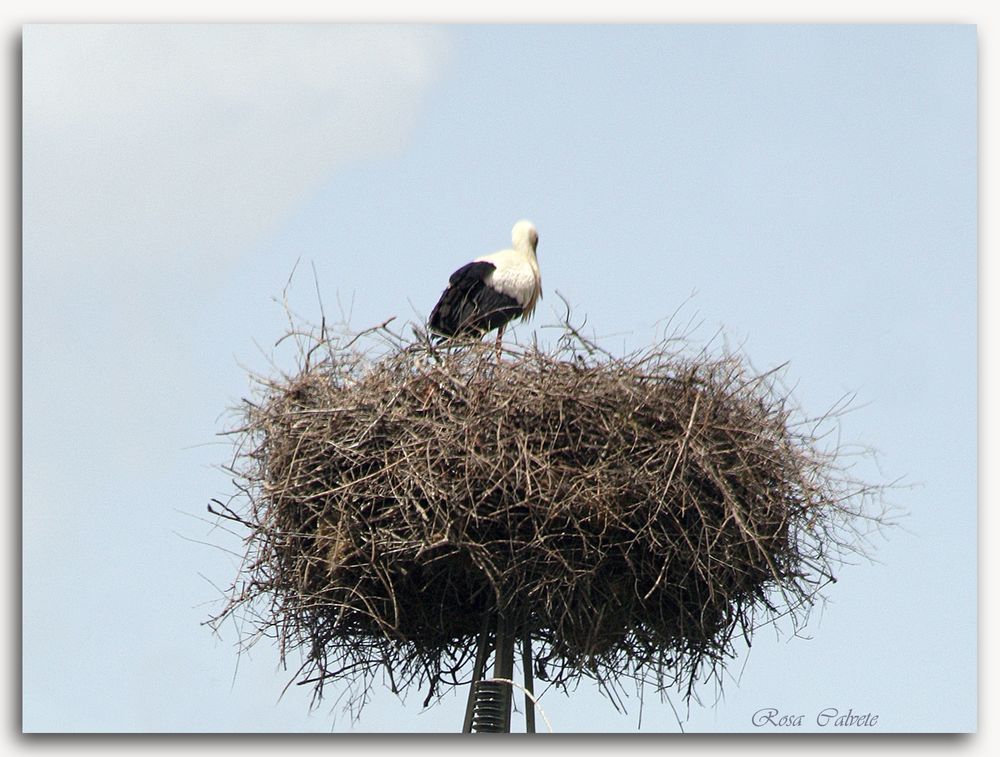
(511, 219, 539, 253)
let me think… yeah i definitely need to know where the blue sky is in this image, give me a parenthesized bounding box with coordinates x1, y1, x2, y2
(21, 23, 976, 733)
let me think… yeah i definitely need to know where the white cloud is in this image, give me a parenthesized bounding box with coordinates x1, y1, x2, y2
(20, 24, 452, 487)
(22, 24, 450, 279)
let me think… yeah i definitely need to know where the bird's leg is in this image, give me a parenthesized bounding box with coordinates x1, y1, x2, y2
(495, 325, 505, 360)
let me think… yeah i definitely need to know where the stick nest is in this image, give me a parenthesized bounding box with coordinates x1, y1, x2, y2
(210, 319, 882, 716)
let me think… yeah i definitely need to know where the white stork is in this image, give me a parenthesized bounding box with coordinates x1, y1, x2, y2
(429, 220, 543, 352)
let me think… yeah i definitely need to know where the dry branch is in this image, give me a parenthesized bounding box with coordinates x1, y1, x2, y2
(208, 314, 884, 717)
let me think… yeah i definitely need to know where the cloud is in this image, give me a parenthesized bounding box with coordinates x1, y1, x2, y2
(22, 24, 451, 280)
(20, 24, 452, 483)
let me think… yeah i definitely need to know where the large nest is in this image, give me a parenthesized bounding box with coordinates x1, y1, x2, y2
(210, 317, 882, 718)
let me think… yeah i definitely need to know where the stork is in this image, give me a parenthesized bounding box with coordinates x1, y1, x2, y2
(429, 220, 542, 354)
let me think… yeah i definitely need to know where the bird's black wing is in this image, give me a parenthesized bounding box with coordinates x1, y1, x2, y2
(429, 261, 522, 338)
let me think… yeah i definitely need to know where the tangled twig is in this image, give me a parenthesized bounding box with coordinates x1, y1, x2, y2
(207, 312, 886, 720)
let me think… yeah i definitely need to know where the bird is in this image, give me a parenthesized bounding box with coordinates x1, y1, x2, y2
(429, 220, 543, 354)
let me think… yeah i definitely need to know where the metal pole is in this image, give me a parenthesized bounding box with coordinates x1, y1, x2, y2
(462, 614, 493, 733)
(493, 608, 516, 733)
(521, 632, 535, 734)
(466, 608, 514, 733)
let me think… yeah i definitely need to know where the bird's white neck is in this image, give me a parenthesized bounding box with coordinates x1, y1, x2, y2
(511, 221, 538, 257)
(514, 240, 538, 263)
